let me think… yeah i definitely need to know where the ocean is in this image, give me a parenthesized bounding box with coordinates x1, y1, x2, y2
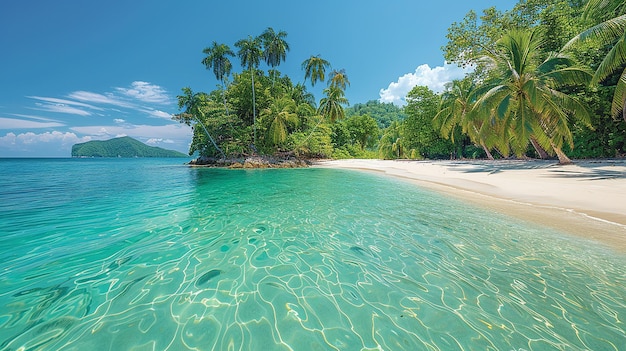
(1, 158, 624, 350)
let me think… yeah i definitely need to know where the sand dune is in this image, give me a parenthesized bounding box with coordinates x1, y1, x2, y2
(316, 159, 626, 252)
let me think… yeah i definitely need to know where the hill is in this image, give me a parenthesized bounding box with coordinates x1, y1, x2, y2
(71, 137, 188, 158)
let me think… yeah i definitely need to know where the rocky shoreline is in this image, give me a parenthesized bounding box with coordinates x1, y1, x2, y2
(188, 156, 311, 169)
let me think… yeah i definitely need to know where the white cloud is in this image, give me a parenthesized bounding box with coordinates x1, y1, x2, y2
(0, 116, 65, 129)
(68, 91, 135, 108)
(145, 109, 172, 119)
(0, 131, 90, 147)
(114, 118, 126, 124)
(27, 96, 107, 116)
(379, 62, 472, 105)
(116, 81, 172, 104)
(32, 102, 92, 116)
(71, 123, 192, 140)
(28, 96, 103, 110)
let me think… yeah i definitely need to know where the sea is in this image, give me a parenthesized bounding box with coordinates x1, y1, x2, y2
(0, 158, 624, 351)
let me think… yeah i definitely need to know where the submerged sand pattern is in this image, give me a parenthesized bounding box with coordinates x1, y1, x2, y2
(1, 161, 625, 350)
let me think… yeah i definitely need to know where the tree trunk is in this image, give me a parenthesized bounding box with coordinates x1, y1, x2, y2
(251, 68, 257, 148)
(550, 141, 572, 165)
(481, 142, 495, 160)
(530, 137, 550, 159)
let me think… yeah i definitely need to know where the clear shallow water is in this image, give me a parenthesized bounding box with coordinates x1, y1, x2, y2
(0, 158, 624, 351)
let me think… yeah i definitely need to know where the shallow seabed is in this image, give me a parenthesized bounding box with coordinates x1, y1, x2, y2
(0, 158, 624, 350)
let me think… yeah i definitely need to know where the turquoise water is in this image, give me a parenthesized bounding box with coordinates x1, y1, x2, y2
(0, 158, 624, 351)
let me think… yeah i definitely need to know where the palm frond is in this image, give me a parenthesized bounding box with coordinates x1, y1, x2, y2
(594, 31, 626, 83)
(611, 68, 626, 119)
(565, 14, 626, 49)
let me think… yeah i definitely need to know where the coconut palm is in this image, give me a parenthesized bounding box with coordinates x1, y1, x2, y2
(478, 28, 592, 164)
(565, 0, 626, 119)
(318, 85, 349, 123)
(301, 55, 331, 87)
(434, 79, 495, 159)
(174, 87, 225, 158)
(328, 69, 350, 90)
(262, 97, 298, 147)
(201, 41, 234, 116)
(235, 36, 263, 146)
(260, 27, 289, 85)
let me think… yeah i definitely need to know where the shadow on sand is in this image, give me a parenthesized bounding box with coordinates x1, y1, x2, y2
(442, 159, 626, 180)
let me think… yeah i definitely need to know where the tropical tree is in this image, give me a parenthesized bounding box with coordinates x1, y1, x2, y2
(262, 97, 298, 147)
(378, 121, 404, 159)
(478, 28, 592, 164)
(201, 41, 235, 116)
(403, 86, 453, 159)
(434, 78, 495, 159)
(302, 55, 331, 87)
(318, 85, 349, 123)
(328, 69, 350, 90)
(565, 0, 626, 119)
(260, 27, 289, 85)
(173, 87, 225, 158)
(344, 114, 379, 150)
(235, 35, 263, 147)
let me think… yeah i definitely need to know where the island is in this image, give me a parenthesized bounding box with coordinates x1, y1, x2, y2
(71, 136, 188, 158)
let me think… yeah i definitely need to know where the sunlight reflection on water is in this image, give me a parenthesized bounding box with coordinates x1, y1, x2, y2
(0, 159, 624, 350)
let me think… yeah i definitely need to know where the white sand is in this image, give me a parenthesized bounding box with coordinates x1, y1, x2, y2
(315, 159, 626, 252)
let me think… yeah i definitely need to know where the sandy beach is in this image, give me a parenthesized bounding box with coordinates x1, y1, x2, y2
(316, 159, 626, 252)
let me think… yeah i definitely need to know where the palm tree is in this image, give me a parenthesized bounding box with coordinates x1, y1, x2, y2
(565, 0, 626, 119)
(235, 36, 263, 147)
(378, 120, 404, 159)
(174, 87, 225, 158)
(260, 27, 289, 85)
(434, 79, 495, 159)
(328, 69, 350, 90)
(301, 55, 331, 87)
(201, 41, 234, 116)
(262, 97, 298, 147)
(479, 28, 592, 164)
(318, 85, 349, 123)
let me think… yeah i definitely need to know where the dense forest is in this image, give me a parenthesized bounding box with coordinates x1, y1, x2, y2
(174, 0, 626, 164)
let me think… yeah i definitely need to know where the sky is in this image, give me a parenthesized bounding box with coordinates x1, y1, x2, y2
(0, 0, 517, 157)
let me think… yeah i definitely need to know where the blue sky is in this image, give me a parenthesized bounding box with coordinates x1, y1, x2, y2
(0, 0, 517, 157)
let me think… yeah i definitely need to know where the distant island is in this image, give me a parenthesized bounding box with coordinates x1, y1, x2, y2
(71, 136, 188, 158)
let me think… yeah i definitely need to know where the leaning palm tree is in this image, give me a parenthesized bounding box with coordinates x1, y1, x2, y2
(564, 0, 626, 119)
(328, 69, 350, 90)
(301, 55, 331, 87)
(318, 85, 349, 123)
(173, 87, 225, 158)
(235, 36, 263, 147)
(478, 28, 592, 164)
(201, 41, 235, 116)
(260, 27, 289, 85)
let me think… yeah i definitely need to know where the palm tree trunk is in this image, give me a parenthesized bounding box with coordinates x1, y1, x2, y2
(550, 141, 572, 165)
(481, 142, 495, 160)
(530, 137, 550, 159)
(251, 68, 257, 148)
(194, 116, 225, 159)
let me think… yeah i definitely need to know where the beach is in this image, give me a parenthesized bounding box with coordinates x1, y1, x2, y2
(316, 159, 626, 252)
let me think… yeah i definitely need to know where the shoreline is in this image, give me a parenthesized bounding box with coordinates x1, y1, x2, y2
(314, 159, 626, 253)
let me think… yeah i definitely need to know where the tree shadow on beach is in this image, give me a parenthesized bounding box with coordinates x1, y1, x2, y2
(443, 159, 626, 180)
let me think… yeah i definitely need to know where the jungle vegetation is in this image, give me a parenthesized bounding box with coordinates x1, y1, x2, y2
(174, 0, 626, 163)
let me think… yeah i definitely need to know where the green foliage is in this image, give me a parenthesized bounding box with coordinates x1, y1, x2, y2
(378, 121, 405, 159)
(71, 137, 187, 158)
(403, 86, 456, 159)
(342, 115, 380, 150)
(345, 100, 406, 128)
